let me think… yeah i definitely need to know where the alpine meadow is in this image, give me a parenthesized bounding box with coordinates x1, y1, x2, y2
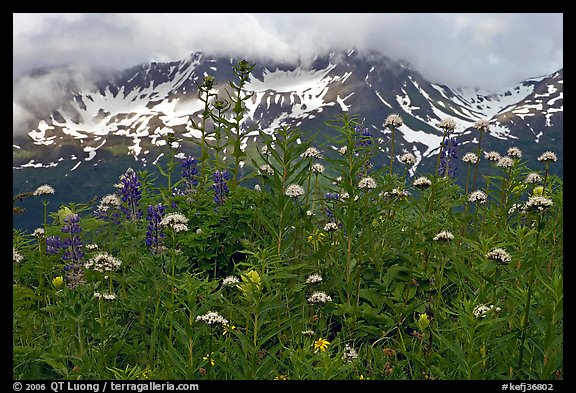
(13, 59, 563, 381)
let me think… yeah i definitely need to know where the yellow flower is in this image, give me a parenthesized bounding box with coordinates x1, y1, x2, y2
(222, 324, 237, 335)
(416, 313, 430, 331)
(480, 346, 487, 358)
(202, 353, 215, 366)
(52, 276, 64, 288)
(273, 374, 288, 380)
(313, 337, 331, 352)
(307, 229, 326, 251)
(358, 374, 370, 380)
(238, 270, 262, 295)
(533, 186, 544, 196)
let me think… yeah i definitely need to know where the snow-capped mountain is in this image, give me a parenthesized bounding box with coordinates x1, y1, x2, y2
(13, 49, 562, 178)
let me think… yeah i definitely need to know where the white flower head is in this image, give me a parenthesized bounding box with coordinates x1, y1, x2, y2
(473, 119, 490, 131)
(33, 184, 55, 196)
(473, 304, 497, 318)
(222, 276, 240, 286)
(525, 196, 553, 212)
(312, 163, 325, 174)
(324, 222, 339, 232)
(537, 151, 557, 162)
(301, 329, 315, 336)
(484, 151, 501, 162)
(399, 152, 416, 165)
(524, 173, 542, 184)
(358, 177, 377, 190)
(343, 343, 359, 362)
(302, 147, 323, 159)
(497, 156, 514, 169)
(433, 230, 454, 242)
(384, 114, 403, 128)
(307, 291, 332, 304)
(13, 247, 24, 263)
(259, 164, 274, 176)
(507, 147, 522, 159)
(437, 118, 456, 132)
(285, 184, 305, 198)
(413, 176, 432, 189)
(338, 146, 348, 155)
(468, 190, 488, 204)
(462, 152, 479, 164)
(254, 184, 262, 192)
(306, 273, 323, 284)
(33, 228, 45, 237)
(84, 252, 122, 272)
(196, 311, 229, 326)
(486, 248, 511, 264)
(160, 213, 189, 232)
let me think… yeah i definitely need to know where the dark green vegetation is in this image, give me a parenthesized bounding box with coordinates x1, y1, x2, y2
(13, 61, 562, 380)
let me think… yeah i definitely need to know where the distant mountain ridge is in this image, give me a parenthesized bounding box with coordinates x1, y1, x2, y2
(13, 49, 563, 178)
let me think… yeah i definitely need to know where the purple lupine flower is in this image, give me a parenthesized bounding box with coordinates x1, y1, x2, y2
(181, 156, 199, 192)
(118, 168, 142, 220)
(146, 203, 166, 253)
(213, 170, 230, 205)
(438, 137, 459, 178)
(61, 214, 84, 263)
(46, 235, 62, 255)
(354, 125, 372, 149)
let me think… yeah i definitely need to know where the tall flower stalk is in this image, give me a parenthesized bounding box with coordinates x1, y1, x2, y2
(537, 151, 557, 196)
(471, 119, 489, 191)
(384, 114, 403, 176)
(434, 118, 456, 175)
(33, 184, 55, 227)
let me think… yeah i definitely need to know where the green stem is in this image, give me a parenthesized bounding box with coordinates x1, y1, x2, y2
(471, 132, 484, 191)
(389, 126, 395, 175)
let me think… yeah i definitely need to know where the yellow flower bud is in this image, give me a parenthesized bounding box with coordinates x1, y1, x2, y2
(533, 186, 544, 196)
(416, 313, 430, 331)
(52, 276, 64, 288)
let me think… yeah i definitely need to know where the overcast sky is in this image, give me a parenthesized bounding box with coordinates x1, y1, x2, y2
(13, 13, 563, 91)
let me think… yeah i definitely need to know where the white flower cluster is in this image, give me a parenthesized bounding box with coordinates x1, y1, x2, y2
(261, 145, 271, 156)
(33, 228, 45, 237)
(94, 292, 117, 300)
(399, 153, 416, 165)
(497, 156, 514, 169)
(413, 177, 432, 189)
(13, 247, 23, 263)
(468, 190, 488, 204)
(312, 163, 325, 174)
(381, 188, 410, 199)
(525, 196, 554, 212)
(342, 343, 359, 362)
(306, 273, 323, 284)
(33, 184, 55, 196)
(323, 222, 339, 232)
(85, 243, 99, 250)
(301, 329, 315, 336)
(307, 291, 332, 304)
(259, 164, 274, 176)
(473, 119, 490, 131)
(473, 304, 501, 318)
(97, 194, 121, 212)
(486, 248, 511, 264)
(161, 213, 189, 233)
(507, 147, 522, 159)
(524, 173, 542, 184)
(337, 146, 348, 155)
(384, 114, 404, 128)
(358, 177, 377, 190)
(196, 311, 229, 326)
(302, 147, 323, 159)
(85, 252, 122, 272)
(537, 151, 557, 162)
(285, 184, 305, 198)
(222, 276, 240, 286)
(433, 230, 454, 242)
(508, 203, 527, 215)
(462, 152, 479, 164)
(484, 151, 501, 162)
(437, 117, 456, 132)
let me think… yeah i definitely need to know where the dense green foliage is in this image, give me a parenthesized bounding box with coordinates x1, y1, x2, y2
(13, 61, 562, 381)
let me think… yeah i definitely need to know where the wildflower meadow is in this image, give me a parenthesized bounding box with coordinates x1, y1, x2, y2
(13, 60, 563, 381)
